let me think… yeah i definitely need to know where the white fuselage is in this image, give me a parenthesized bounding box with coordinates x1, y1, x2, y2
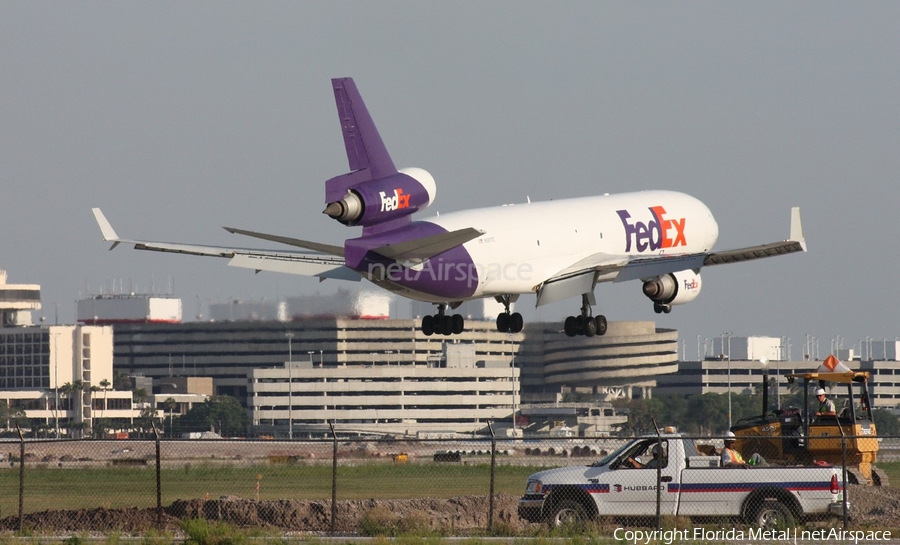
(424, 190, 718, 300)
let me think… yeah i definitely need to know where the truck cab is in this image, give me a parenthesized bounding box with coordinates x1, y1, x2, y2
(518, 433, 846, 528)
(518, 434, 700, 523)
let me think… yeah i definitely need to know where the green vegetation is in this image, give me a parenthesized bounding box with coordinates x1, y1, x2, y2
(182, 518, 248, 545)
(877, 460, 900, 485)
(596, 390, 900, 436)
(0, 462, 550, 515)
(178, 396, 250, 438)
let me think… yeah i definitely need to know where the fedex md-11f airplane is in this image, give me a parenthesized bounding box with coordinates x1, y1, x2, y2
(93, 77, 806, 337)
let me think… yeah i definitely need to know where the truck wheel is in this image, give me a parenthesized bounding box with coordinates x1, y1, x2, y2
(547, 499, 589, 528)
(752, 501, 794, 529)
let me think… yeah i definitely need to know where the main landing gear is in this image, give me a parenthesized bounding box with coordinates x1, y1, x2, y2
(495, 295, 524, 333)
(564, 294, 608, 337)
(421, 303, 465, 336)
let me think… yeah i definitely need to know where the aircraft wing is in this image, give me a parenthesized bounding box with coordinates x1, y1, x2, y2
(535, 207, 806, 307)
(703, 207, 807, 265)
(92, 208, 358, 281)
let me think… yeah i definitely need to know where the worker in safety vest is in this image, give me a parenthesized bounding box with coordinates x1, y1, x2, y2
(721, 431, 766, 467)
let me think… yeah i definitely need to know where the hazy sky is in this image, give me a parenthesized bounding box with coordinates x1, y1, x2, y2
(2, 3, 898, 360)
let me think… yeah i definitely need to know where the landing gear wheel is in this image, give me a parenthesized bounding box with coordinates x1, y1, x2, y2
(495, 296, 523, 333)
(496, 312, 510, 333)
(421, 315, 434, 336)
(595, 315, 607, 336)
(439, 315, 453, 335)
(564, 316, 577, 337)
(451, 314, 465, 334)
(509, 312, 524, 333)
(653, 303, 664, 314)
(584, 317, 597, 337)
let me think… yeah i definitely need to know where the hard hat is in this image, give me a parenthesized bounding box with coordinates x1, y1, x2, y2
(725, 431, 736, 439)
(816, 388, 827, 396)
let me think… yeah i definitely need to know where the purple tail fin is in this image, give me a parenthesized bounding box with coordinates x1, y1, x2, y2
(326, 78, 397, 203)
(323, 78, 436, 233)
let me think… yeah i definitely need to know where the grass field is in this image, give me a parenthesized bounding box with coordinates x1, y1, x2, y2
(1, 459, 897, 516)
(0, 461, 552, 514)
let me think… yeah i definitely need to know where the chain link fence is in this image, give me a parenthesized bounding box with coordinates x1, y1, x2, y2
(0, 427, 898, 537)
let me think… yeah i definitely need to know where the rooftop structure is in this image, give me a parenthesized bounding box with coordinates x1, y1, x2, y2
(0, 270, 41, 327)
(76, 294, 182, 325)
(0, 324, 115, 436)
(250, 361, 519, 438)
(656, 358, 900, 408)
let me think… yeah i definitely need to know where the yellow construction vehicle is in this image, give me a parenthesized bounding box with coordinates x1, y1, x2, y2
(730, 360, 887, 486)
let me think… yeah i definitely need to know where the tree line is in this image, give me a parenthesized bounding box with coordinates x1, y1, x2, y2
(608, 385, 900, 436)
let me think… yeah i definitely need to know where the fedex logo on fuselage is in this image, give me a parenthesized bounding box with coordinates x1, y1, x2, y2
(616, 206, 687, 253)
(380, 188, 410, 212)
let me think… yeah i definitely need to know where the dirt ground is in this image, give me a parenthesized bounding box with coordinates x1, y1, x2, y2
(1, 485, 899, 536)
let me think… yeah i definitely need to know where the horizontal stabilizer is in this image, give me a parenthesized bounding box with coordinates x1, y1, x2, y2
(372, 227, 485, 264)
(228, 254, 358, 280)
(224, 226, 344, 256)
(91, 208, 349, 280)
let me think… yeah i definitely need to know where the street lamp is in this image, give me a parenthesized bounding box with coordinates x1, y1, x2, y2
(723, 332, 733, 429)
(285, 332, 294, 441)
(51, 330, 60, 439)
(511, 347, 517, 433)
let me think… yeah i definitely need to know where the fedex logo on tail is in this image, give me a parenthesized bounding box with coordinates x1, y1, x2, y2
(616, 206, 687, 253)
(380, 188, 410, 212)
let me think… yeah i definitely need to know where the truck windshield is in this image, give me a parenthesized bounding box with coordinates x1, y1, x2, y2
(682, 437, 700, 457)
(591, 441, 633, 467)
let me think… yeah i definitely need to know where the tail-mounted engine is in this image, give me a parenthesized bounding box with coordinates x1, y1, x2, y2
(642, 270, 701, 313)
(323, 167, 436, 227)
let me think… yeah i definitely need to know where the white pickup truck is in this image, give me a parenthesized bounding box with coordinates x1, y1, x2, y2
(518, 433, 847, 528)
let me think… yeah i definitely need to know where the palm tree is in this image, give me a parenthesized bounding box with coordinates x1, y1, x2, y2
(59, 382, 74, 412)
(163, 397, 177, 438)
(65, 380, 85, 438)
(113, 370, 132, 391)
(98, 379, 111, 419)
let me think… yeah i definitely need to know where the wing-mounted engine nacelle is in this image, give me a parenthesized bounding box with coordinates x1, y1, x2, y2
(642, 270, 702, 313)
(323, 167, 436, 226)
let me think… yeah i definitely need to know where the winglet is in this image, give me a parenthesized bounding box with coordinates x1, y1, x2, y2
(92, 208, 121, 250)
(790, 207, 806, 251)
